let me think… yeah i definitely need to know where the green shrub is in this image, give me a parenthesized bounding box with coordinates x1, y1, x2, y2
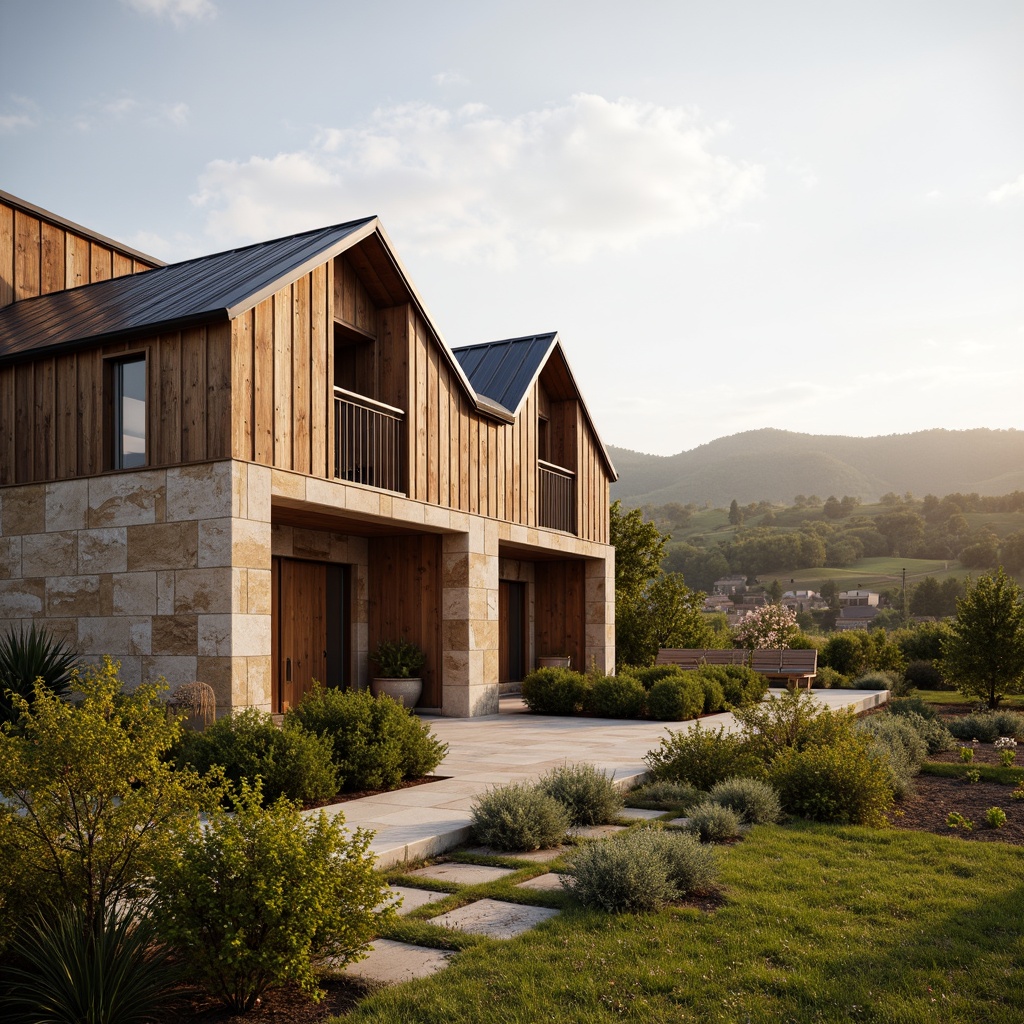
(176, 707, 338, 805)
(627, 665, 688, 691)
(1, 901, 178, 1024)
(733, 689, 854, 762)
(625, 780, 702, 812)
(286, 685, 447, 792)
(470, 783, 570, 851)
(989, 710, 1024, 739)
(813, 666, 847, 689)
(895, 710, 955, 754)
(693, 669, 726, 714)
(539, 762, 623, 826)
(903, 660, 946, 690)
(708, 776, 782, 825)
(888, 696, 937, 720)
(718, 664, 769, 706)
(563, 828, 716, 912)
(769, 736, 896, 826)
(947, 714, 1001, 744)
(857, 716, 926, 798)
(685, 801, 743, 843)
(852, 670, 901, 691)
(644, 722, 757, 789)
(986, 806, 1007, 829)
(520, 668, 590, 715)
(0, 623, 78, 728)
(153, 781, 388, 1012)
(646, 675, 704, 721)
(584, 674, 647, 719)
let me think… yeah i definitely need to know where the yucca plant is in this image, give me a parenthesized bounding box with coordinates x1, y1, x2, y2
(0, 623, 78, 726)
(1, 900, 179, 1024)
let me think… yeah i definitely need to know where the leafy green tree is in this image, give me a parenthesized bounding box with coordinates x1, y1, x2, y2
(767, 578, 783, 604)
(610, 501, 666, 601)
(823, 496, 843, 519)
(0, 657, 208, 928)
(1001, 531, 1024, 573)
(877, 509, 925, 557)
(960, 530, 1000, 569)
(728, 499, 743, 526)
(940, 568, 1024, 709)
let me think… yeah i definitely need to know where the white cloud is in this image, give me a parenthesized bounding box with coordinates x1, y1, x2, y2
(104, 96, 140, 117)
(988, 173, 1024, 203)
(161, 102, 190, 127)
(0, 95, 38, 133)
(433, 70, 469, 87)
(121, 0, 215, 26)
(191, 93, 764, 265)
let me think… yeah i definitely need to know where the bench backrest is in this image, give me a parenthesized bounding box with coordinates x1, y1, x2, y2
(656, 648, 818, 676)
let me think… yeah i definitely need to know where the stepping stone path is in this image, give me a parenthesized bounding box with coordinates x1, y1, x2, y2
(463, 844, 567, 862)
(380, 885, 446, 915)
(429, 898, 560, 939)
(568, 823, 628, 839)
(407, 862, 516, 885)
(515, 872, 565, 892)
(341, 939, 453, 984)
(617, 807, 667, 821)
(667, 817, 692, 828)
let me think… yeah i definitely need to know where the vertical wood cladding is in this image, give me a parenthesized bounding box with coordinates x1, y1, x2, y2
(534, 559, 587, 671)
(0, 323, 232, 485)
(0, 198, 157, 310)
(367, 534, 443, 707)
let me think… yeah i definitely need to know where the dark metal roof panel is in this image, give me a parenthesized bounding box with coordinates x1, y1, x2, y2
(0, 218, 375, 360)
(451, 333, 557, 413)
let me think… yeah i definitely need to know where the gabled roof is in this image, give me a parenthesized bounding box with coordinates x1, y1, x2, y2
(0, 217, 376, 360)
(453, 334, 617, 480)
(452, 334, 557, 412)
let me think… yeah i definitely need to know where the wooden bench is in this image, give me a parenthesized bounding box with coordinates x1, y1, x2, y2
(656, 648, 818, 689)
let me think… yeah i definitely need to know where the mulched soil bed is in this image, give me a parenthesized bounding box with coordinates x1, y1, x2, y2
(894, 772, 1024, 843)
(168, 978, 373, 1024)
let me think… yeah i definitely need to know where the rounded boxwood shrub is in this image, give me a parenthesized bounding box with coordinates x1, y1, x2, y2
(769, 736, 895, 826)
(644, 722, 758, 790)
(520, 668, 590, 715)
(813, 666, 846, 689)
(470, 783, 570, 851)
(718, 664, 769, 706)
(175, 707, 338, 806)
(647, 675, 704, 722)
(903, 659, 945, 691)
(563, 827, 716, 913)
(693, 669, 726, 714)
(285, 685, 447, 792)
(539, 762, 623, 826)
(585, 674, 647, 719)
(685, 801, 743, 843)
(709, 776, 782, 825)
(626, 780, 702, 812)
(627, 665, 688, 691)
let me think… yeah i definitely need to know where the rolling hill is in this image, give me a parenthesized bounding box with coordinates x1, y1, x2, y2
(609, 428, 1024, 507)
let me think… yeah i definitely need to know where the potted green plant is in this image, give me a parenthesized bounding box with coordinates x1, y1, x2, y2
(370, 639, 427, 708)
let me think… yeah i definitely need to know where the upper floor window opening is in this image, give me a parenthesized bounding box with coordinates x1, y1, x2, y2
(111, 353, 146, 469)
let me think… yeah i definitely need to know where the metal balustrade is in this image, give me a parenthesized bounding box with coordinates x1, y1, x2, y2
(538, 459, 576, 533)
(334, 387, 405, 493)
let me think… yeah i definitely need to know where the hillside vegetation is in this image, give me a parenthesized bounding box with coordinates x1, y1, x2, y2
(610, 428, 1024, 506)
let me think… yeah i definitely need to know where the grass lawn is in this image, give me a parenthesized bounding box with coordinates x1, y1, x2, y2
(913, 690, 1024, 710)
(341, 824, 1024, 1023)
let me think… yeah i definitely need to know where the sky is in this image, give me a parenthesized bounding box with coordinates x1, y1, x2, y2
(2, 0, 1022, 456)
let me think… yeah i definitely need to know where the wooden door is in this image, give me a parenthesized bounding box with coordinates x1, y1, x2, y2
(499, 580, 527, 683)
(273, 557, 328, 713)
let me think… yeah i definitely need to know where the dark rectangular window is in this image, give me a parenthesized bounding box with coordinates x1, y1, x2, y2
(113, 355, 146, 469)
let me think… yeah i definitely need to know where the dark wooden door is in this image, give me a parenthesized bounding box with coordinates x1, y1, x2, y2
(499, 580, 527, 683)
(273, 557, 328, 713)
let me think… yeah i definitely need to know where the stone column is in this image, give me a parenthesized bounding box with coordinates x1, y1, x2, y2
(585, 549, 615, 674)
(440, 515, 499, 716)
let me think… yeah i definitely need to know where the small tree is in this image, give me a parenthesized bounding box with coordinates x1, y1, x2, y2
(940, 569, 1024, 709)
(735, 604, 799, 650)
(728, 499, 743, 526)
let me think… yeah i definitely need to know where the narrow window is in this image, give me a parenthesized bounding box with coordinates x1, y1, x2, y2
(112, 355, 146, 469)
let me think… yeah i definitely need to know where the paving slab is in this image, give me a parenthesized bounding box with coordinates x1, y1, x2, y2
(568, 824, 628, 839)
(407, 862, 516, 885)
(428, 898, 561, 939)
(462, 844, 568, 862)
(340, 939, 453, 984)
(380, 885, 446, 915)
(616, 807, 666, 820)
(515, 872, 566, 892)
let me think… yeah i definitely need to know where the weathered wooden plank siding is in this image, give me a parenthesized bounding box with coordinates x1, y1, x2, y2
(534, 559, 587, 670)
(0, 324, 232, 485)
(0, 196, 157, 311)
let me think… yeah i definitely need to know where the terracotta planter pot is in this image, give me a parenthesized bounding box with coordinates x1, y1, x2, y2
(371, 677, 423, 708)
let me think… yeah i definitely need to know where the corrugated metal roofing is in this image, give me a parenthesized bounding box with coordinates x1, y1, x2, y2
(0, 217, 375, 360)
(451, 333, 557, 414)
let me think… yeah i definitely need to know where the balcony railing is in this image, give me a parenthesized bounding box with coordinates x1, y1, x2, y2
(334, 387, 405, 493)
(538, 459, 576, 533)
